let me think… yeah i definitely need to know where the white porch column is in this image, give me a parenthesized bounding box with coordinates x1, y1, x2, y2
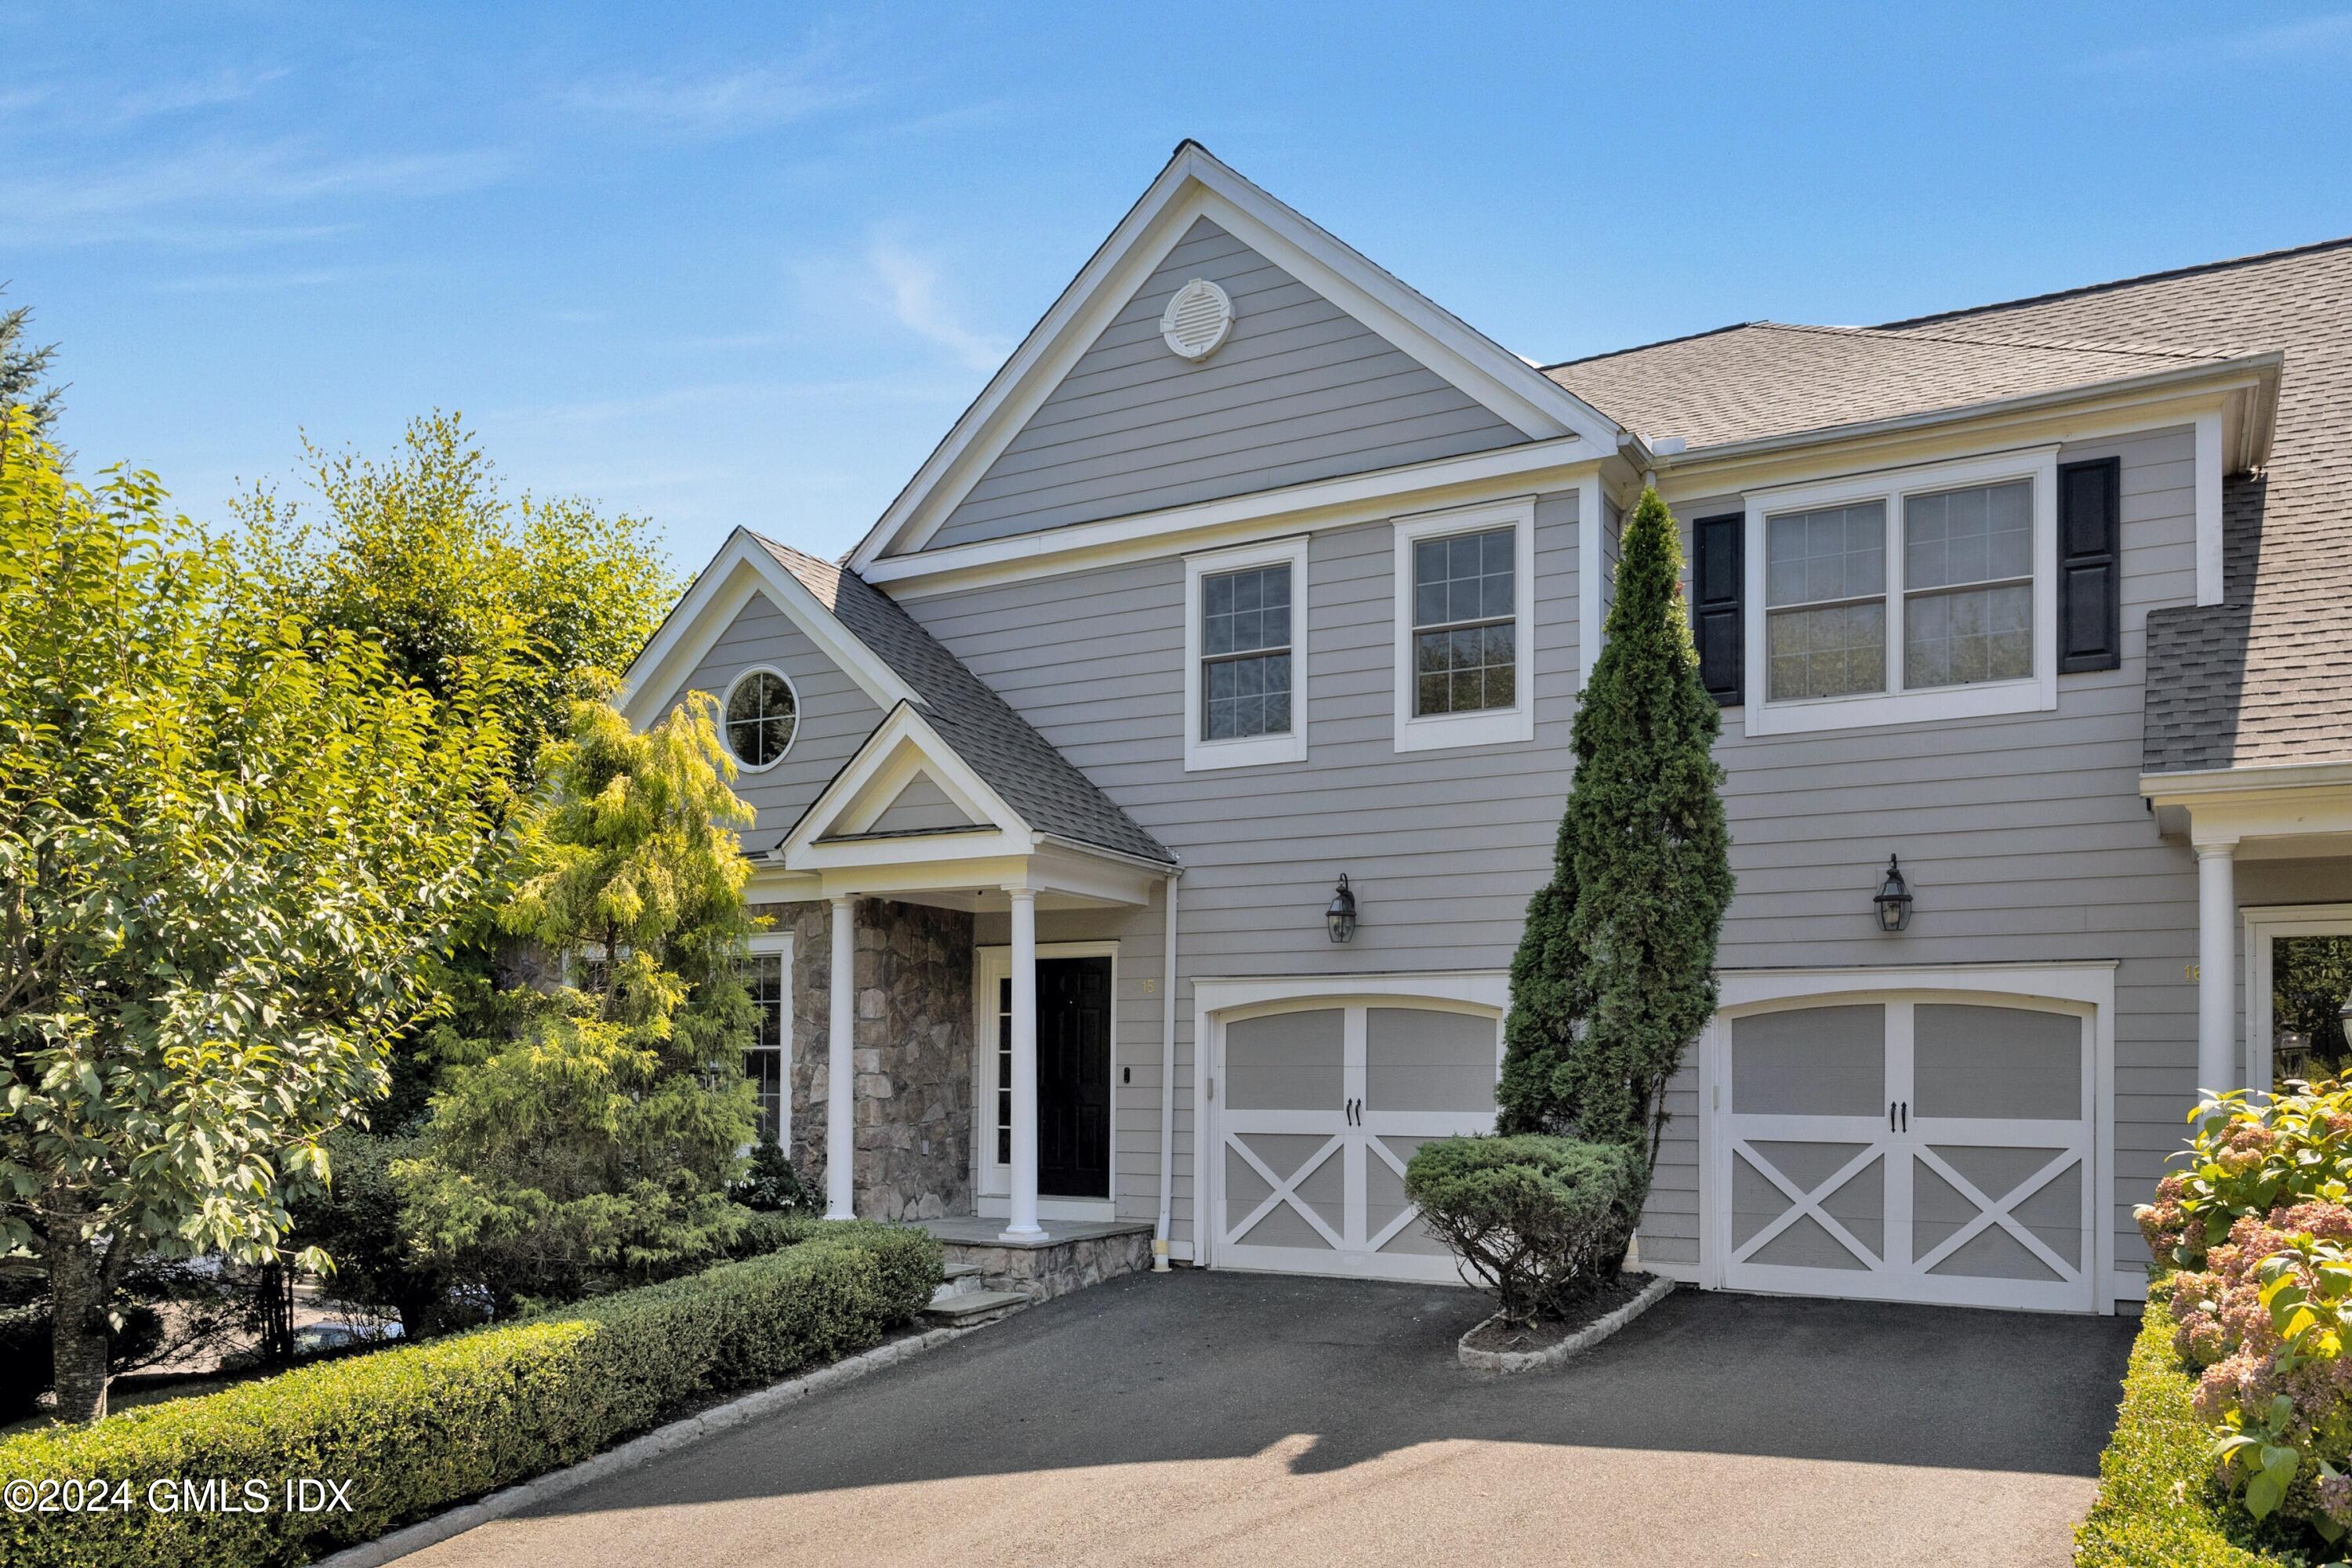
(1000, 887, 1046, 1243)
(826, 894, 856, 1221)
(2196, 841, 2238, 1098)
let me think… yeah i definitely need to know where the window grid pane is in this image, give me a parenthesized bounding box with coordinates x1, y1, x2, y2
(1903, 481, 2034, 691)
(1764, 502, 1886, 702)
(1200, 563, 1294, 741)
(724, 672, 798, 768)
(739, 951, 786, 1145)
(1410, 525, 1516, 717)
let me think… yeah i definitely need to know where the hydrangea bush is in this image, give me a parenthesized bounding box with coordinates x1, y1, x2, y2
(2136, 1083, 2352, 1546)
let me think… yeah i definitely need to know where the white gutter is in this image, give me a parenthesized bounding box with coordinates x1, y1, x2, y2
(1153, 869, 1181, 1271)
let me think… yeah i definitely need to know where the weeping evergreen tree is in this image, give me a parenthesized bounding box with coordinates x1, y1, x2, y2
(1497, 486, 1733, 1180)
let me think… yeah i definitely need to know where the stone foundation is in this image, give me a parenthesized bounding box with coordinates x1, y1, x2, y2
(753, 898, 975, 1221)
(925, 1221, 1156, 1302)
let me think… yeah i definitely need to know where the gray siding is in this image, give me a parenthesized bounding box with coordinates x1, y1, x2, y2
(907, 423, 2225, 1295)
(925, 217, 1524, 550)
(867, 774, 976, 834)
(1640, 425, 2201, 1284)
(916, 490, 1583, 1235)
(657, 593, 887, 843)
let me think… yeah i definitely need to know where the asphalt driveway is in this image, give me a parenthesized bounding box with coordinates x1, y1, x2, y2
(401, 1270, 2136, 1568)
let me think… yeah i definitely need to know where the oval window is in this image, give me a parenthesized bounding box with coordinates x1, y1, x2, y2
(724, 670, 798, 769)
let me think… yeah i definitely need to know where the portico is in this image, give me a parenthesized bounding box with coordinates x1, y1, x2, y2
(2146, 761, 2352, 1096)
(768, 700, 1175, 1243)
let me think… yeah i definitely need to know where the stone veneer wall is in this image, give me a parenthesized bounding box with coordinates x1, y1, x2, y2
(750, 898, 975, 1221)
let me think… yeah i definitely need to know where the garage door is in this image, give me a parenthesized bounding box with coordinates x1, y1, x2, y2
(1212, 1001, 1499, 1283)
(1719, 997, 2095, 1312)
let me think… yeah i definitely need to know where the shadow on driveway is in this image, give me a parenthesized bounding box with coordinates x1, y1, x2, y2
(405, 1270, 2137, 1568)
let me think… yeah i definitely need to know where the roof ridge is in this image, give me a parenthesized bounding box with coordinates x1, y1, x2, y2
(1538, 320, 1759, 374)
(1878, 232, 2352, 330)
(1821, 320, 2228, 363)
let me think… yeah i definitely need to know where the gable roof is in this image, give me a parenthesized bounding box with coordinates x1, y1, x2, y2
(752, 537, 1174, 865)
(1545, 319, 2250, 452)
(1869, 236, 2352, 775)
(845, 140, 1624, 568)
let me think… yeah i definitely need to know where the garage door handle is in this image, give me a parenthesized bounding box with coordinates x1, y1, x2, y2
(1889, 1102, 1896, 1132)
(1900, 1102, 1908, 1133)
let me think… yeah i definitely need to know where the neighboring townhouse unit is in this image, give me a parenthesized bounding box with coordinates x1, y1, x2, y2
(620, 142, 2351, 1314)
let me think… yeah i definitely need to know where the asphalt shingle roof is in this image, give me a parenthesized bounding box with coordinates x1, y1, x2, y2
(1878, 240, 2352, 774)
(1545, 321, 2235, 452)
(753, 535, 1174, 866)
(1547, 241, 2352, 775)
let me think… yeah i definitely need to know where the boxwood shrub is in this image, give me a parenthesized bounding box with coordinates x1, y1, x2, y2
(2075, 1288, 2301, 1568)
(0, 1220, 941, 1568)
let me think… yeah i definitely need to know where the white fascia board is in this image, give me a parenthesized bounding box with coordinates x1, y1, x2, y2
(1653, 354, 2281, 487)
(779, 702, 1033, 866)
(865, 437, 1599, 597)
(617, 531, 920, 726)
(847, 143, 1621, 570)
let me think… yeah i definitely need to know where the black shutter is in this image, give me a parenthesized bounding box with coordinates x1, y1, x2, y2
(2058, 458, 2122, 673)
(1690, 512, 1744, 704)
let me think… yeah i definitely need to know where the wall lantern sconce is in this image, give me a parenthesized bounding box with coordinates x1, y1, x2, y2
(1874, 855, 1915, 933)
(1326, 874, 1359, 944)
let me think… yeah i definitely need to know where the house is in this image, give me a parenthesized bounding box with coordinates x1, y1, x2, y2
(619, 141, 2351, 1314)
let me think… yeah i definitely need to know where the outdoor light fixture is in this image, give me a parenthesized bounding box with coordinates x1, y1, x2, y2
(1326, 874, 1358, 944)
(1874, 855, 1914, 933)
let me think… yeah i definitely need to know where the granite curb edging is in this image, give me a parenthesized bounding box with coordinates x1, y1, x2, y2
(313, 1319, 986, 1568)
(1457, 1274, 1676, 1373)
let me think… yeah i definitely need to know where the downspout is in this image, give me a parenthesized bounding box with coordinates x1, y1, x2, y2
(1153, 869, 1181, 1272)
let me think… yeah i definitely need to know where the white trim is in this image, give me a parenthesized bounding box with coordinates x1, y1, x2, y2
(719, 665, 800, 775)
(1183, 535, 1310, 771)
(1391, 498, 1537, 753)
(846, 143, 1619, 570)
(1191, 969, 1508, 1281)
(1576, 474, 1603, 691)
(617, 531, 920, 728)
(743, 929, 794, 1150)
(2243, 904, 2352, 1097)
(1696, 961, 2118, 1314)
(2194, 408, 2225, 608)
(973, 939, 1120, 1205)
(1740, 446, 2060, 736)
(1648, 353, 2279, 477)
(866, 437, 1600, 600)
(779, 703, 1031, 870)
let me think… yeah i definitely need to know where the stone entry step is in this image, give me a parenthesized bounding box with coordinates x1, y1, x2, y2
(930, 1264, 984, 1306)
(920, 1289, 1029, 1327)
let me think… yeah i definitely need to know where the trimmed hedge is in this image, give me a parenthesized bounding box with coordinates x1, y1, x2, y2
(0, 1220, 941, 1568)
(2075, 1290, 2297, 1568)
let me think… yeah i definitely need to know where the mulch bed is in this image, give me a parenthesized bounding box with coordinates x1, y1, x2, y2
(1459, 1271, 1655, 1355)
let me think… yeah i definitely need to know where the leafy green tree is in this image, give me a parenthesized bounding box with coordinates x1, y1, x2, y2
(394, 695, 761, 1309)
(0, 415, 503, 1419)
(238, 412, 677, 799)
(0, 283, 64, 438)
(1498, 487, 1733, 1180)
(2277, 936, 2352, 1073)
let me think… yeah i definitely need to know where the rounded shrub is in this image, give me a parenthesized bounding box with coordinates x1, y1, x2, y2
(1403, 1134, 1641, 1324)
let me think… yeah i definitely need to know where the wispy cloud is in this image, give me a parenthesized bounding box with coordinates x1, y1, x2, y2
(484, 370, 978, 430)
(2096, 11, 2352, 71)
(858, 241, 1012, 371)
(555, 42, 869, 140)
(0, 140, 519, 248)
(147, 260, 425, 295)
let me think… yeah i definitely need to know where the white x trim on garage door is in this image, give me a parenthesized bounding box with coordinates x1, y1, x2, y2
(1699, 964, 2117, 1316)
(1194, 972, 1506, 1284)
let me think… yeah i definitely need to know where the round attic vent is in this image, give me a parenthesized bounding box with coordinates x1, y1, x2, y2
(1160, 278, 1234, 361)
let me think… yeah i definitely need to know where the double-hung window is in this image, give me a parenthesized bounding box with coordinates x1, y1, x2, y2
(1183, 536, 1308, 771)
(740, 933, 793, 1149)
(1744, 449, 2059, 735)
(1392, 498, 1537, 751)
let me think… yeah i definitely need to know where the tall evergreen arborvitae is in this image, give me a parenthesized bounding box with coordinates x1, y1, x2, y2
(1497, 487, 1733, 1178)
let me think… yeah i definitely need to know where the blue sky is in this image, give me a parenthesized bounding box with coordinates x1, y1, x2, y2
(9, 2, 2352, 573)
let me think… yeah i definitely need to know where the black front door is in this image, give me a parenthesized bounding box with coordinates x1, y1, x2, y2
(1036, 956, 1111, 1198)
